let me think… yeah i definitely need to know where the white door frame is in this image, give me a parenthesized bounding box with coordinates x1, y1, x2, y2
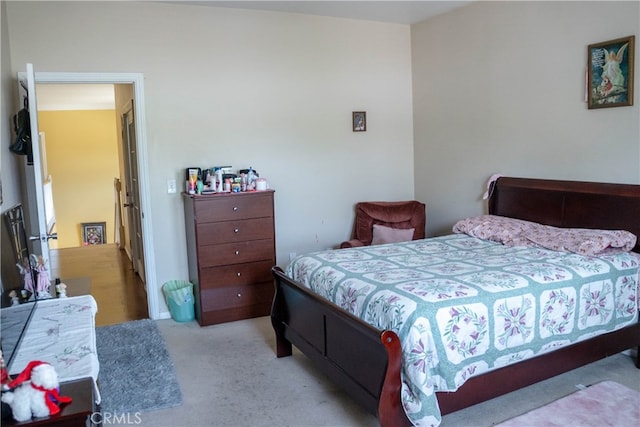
(20, 71, 159, 320)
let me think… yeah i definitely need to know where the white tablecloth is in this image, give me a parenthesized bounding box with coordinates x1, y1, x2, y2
(7, 295, 100, 402)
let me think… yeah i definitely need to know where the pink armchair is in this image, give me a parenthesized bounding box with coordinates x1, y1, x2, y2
(340, 200, 426, 249)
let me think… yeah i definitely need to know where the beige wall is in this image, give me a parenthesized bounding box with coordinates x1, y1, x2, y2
(4, 1, 415, 317)
(1, 1, 19, 211)
(412, 1, 640, 236)
(37, 110, 119, 248)
(1, 1, 19, 291)
(4, 1, 638, 318)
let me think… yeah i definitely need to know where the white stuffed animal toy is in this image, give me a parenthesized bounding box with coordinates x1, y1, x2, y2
(1, 361, 72, 422)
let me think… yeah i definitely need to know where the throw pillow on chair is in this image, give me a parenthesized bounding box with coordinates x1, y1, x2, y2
(371, 224, 415, 245)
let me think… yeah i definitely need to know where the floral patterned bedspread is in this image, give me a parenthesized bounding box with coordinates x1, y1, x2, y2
(285, 234, 639, 426)
(5, 295, 100, 401)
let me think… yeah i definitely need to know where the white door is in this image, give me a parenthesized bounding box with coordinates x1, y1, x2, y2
(19, 63, 54, 261)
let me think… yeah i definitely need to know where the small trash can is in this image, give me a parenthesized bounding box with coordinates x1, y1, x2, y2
(162, 280, 195, 322)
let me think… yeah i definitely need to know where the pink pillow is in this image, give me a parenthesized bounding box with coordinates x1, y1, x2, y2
(522, 227, 637, 256)
(371, 224, 415, 245)
(452, 215, 537, 246)
(453, 215, 637, 255)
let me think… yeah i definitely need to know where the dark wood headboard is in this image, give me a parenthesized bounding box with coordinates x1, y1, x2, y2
(488, 177, 640, 253)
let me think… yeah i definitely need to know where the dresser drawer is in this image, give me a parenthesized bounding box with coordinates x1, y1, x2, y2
(198, 239, 274, 267)
(199, 260, 273, 289)
(200, 281, 274, 312)
(196, 217, 274, 245)
(194, 192, 273, 223)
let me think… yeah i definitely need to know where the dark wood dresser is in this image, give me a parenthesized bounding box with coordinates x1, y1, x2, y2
(183, 190, 276, 326)
(1, 377, 97, 426)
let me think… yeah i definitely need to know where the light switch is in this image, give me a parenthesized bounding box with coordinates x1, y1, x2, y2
(167, 179, 177, 194)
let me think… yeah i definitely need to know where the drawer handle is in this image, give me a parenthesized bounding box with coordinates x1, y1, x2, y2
(235, 250, 240, 255)
(234, 228, 239, 233)
(237, 272, 241, 277)
(237, 293, 242, 298)
(233, 206, 238, 211)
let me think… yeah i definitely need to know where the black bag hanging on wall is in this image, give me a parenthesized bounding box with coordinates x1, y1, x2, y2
(10, 97, 33, 163)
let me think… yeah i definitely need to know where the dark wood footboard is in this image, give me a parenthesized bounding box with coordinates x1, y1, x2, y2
(271, 266, 411, 427)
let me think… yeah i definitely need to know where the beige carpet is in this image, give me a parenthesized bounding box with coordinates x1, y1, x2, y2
(129, 316, 640, 427)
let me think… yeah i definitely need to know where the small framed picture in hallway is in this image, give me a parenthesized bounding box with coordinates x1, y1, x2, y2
(82, 222, 106, 245)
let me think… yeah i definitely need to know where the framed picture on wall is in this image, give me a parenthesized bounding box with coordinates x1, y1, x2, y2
(352, 111, 366, 132)
(587, 35, 635, 109)
(81, 222, 106, 245)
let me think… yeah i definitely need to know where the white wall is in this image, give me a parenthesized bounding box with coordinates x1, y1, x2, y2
(4, 1, 415, 317)
(412, 1, 640, 236)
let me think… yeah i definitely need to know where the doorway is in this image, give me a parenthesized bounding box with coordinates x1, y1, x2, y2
(36, 83, 122, 251)
(18, 69, 159, 320)
(35, 83, 148, 318)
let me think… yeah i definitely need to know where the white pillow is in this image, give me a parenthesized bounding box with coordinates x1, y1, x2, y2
(371, 224, 415, 245)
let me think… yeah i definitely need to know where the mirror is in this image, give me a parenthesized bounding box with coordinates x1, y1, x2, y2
(3, 204, 39, 304)
(1, 204, 40, 370)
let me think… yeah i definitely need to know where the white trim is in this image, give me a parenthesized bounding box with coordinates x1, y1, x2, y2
(20, 71, 160, 320)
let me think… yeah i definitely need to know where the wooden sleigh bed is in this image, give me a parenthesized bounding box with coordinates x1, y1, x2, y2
(270, 177, 640, 426)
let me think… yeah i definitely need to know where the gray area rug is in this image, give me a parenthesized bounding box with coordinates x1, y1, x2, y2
(96, 319, 183, 414)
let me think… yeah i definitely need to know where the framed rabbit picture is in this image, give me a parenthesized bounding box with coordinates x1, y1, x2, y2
(587, 35, 634, 109)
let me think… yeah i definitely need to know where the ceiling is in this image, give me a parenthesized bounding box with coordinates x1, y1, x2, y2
(173, 1, 472, 25)
(36, 84, 116, 111)
(36, 1, 471, 111)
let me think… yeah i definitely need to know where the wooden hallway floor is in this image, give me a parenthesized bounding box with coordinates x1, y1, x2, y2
(48, 244, 148, 327)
